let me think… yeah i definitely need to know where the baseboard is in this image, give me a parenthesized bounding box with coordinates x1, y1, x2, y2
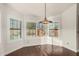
(5, 46, 23, 56)
(24, 43, 47, 47)
(63, 46, 77, 52)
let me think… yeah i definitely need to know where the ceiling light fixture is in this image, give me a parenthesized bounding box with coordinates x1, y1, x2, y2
(42, 3, 52, 24)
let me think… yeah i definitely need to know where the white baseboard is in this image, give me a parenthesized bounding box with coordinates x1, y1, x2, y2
(4, 46, 23, 55)
(63, 45, 77, 52)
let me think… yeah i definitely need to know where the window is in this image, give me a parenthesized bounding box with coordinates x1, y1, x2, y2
(49, 22, 60, 37)
(26, 20, 60, 37)
(36, 21, 60, 37)
(10, 18, 21, 40)
(26, 22, 36, 36)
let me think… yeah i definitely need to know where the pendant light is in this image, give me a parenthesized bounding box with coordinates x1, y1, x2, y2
(42, 3, 49, 24)
(42, 3, 52, 24)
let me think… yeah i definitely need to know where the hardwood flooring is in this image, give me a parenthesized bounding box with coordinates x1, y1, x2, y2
(6, 45, 77, 56)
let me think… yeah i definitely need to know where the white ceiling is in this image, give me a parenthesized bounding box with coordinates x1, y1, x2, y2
(8, 3, 74, 17)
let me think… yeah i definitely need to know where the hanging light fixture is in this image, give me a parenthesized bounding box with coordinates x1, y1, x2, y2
(42, 3, 52, 24)
(37, 3, 53, 37)
(42, 3, 49, 24)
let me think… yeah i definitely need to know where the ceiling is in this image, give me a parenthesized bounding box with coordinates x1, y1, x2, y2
(8, 3, 74, 17)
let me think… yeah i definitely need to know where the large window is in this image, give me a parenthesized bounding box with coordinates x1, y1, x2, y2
(26, 22, 36, 36)
(26, 20, 60, 37)
(49, 22, 60, 37)
(36, 21, 60, 37)
(10, 18, 21, 40)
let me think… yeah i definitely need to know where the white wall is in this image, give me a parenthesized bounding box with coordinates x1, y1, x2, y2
(6, 7, 24, 55)
(0, 5, 4, 56)
(0, 4, 9, 56)
(1, 4, 24, 55)
(62, 4, 77, 52)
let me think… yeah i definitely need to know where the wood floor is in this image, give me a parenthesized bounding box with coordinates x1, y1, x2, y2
(6, 45, 77, 56)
